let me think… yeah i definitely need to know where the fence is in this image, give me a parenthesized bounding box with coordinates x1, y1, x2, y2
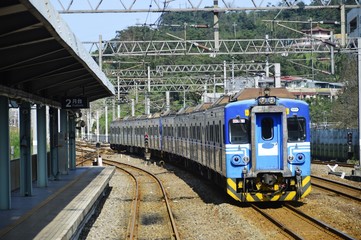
(311, 128, 359, 161)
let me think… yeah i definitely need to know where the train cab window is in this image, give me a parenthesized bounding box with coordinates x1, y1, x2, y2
(229, 118, 249, 144)
(261, 118, 273, 140)
(287, 117, 306, 142)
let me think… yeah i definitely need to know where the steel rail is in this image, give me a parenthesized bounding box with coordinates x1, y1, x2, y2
(114, 163, 139, 240)
(252, 203, 355, 240)
(311, 175, 361, 202)
(75, 145, 141, 239)
(251, 204, 303, 240)
(103, 159, 180, 240)
(311, 160, 355, 168)
(284, 204, 355, 240)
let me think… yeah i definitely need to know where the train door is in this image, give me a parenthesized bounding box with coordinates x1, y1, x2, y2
(255, 113, 283, 170)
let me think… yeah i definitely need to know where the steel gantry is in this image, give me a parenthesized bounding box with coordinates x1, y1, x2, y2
(87, 37, 357, 56)
(56, 0, 360, 13)
(55, 0, 359, 103)
(106, 63, 280, 93)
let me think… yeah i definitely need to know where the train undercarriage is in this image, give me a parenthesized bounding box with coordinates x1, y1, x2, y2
(227, 175, 311, 202)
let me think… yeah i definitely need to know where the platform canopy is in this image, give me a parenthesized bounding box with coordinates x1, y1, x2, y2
(0, 0, 115, 108)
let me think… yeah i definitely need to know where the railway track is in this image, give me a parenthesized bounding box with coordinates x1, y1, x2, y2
(252, 203, 354, 240)
(311, 175, 361, 202)
(102, 158, 180, 240)
(75, 143, 359, 239)
(312, 160, 356, 168)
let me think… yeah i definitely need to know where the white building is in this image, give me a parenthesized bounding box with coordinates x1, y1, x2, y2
(347, 8, 361, 37)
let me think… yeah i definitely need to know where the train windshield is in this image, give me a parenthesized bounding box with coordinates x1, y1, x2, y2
(287, 116, 306, 142)
(229, 118, 249, 144)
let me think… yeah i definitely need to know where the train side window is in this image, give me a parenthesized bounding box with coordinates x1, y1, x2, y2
(196, 125, 200, 140)
(287, 117, 306, 142)
(215, 124, 219, 143)
(261, 117, 273, 140)
(206, 124, 208, 142)
(229, 119, 249, 144)
(199, 123, 203, 143)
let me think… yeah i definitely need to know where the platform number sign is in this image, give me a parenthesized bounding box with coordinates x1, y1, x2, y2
(61, 97, 89, 109)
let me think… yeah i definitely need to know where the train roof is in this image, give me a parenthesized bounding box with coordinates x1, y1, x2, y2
(231, 88, 295, 101)
(161, 109, 176, 117)
(151, 112, 162, 118)
(194, 102, 213, 111)
(212, 95, 231, 106)
(210, 88, 295, 107)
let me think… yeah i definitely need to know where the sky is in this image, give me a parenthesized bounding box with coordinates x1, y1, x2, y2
(58, 12, 161, 41)
(51, 0, 165, 42)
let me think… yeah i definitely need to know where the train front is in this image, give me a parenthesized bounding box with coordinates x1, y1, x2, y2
(224, 90, 311, 202)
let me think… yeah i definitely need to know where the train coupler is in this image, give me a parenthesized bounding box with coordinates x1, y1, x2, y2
(242, 167, 247, 193)
(295, 167, 303, 197)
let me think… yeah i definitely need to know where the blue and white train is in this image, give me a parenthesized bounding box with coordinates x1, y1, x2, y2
(110, 88, 311, 202)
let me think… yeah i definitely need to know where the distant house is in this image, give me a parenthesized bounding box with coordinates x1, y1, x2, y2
(202, 76, 343, 103)
(290, 25, 333, 47)
(301, 25, 332, 40)
(282, 77, 343, 100)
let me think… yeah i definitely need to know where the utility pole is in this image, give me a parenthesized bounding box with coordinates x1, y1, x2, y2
(357, 38, 361, 168)
(105, 102, 108, 142)
(146, 66, 151, 115)
(112, 98, 115, 121)
(166, 91, 170, 111)
(117, 76, 120, 118)
(99, 35, 102, 70)
(310, 18, 315, 81)
(131, 99, 135, 116)
(265, 34, 269, 77)
(233, 22, 237, 38)
(340, 5, 346, 48)
(330, 31, 335, 74)
(223, 61, 227, 94)
(213, 0, 219, 51)
(183, 90, 186, 108)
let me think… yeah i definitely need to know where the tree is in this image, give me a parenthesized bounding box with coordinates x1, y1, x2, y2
(331, 54, 358, 128)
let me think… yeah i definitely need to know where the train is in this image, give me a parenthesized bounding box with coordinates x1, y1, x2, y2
(109, 87, 311, 202)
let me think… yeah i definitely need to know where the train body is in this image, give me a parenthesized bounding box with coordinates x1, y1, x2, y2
(110, 88, 311, 202)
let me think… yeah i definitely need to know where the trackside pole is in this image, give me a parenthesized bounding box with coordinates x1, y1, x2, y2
(355, 38, 361, 178)
(144, 133, 151, 162)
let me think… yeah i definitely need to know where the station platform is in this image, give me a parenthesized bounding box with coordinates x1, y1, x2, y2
(0, 166, 115, 240)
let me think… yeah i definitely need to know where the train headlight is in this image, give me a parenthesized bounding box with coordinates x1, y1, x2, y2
(257, 96, 277, 105)
(231, 155, 242, 165)
(242, 156, 250, 164)
(296, 153, 305, 162)
(268, 97, 276, 104)
(258, 97, 266, 105)
(288, 154, 305, 164)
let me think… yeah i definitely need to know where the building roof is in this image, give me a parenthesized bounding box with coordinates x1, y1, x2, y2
(0, 0, 115, 108)
(302, 25, 333, 34)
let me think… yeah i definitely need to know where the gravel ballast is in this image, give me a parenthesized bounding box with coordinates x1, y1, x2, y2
(80, 153, 361, 239)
